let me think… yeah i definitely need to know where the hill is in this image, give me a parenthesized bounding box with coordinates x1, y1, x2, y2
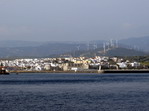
(0, 38, 148, 58)
(0, 42, 89, 58)
(104, 47, 147, 56)
(61, 47, 147, 57)
(119, 36, 149, 52)
(0, 40, 42, 47)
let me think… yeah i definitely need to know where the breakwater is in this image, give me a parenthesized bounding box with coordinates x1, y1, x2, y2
(9, 70, 99, 74)
(101, 69, 149, 73)
(9, 69, 149, 74)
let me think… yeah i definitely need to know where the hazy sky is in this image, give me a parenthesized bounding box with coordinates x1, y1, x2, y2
(0, 0, 149, 41)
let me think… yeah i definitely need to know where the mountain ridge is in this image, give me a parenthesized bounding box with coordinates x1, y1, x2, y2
(119, 36, 149, 52)
(0, 36, 148, 58)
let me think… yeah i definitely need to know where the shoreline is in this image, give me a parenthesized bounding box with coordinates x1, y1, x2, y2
(8, 69, 149, 74)
(101, 69, 149, 73)
(9, 70, 99, 74)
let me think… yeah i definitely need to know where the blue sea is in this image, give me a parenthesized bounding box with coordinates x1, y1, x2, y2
(0, 73, 149, 111)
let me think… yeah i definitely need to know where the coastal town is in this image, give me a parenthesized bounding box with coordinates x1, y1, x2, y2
(0, 56, 148, 73)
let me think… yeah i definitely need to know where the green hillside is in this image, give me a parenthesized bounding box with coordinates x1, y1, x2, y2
(65, 47, 148, 57)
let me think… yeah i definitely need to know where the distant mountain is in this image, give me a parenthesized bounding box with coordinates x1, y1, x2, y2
(66, 47, 147, 57)
(104, 47, 147, 56)
(0, 38, 148, 58)
(119, 36, 149, 52)
(0, 42, 89, 58)
(0, 40, 106, 58)
(0, 40, 42, 47)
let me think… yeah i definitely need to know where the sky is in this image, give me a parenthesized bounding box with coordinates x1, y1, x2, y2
(0, 0, 149, 41)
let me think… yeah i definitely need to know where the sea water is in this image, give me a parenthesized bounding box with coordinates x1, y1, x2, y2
(0, 73, 149, 111)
